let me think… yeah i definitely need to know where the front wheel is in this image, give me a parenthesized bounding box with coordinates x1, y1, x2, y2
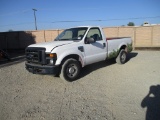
(116, 49, 127, 64)
(60, 58, 81, 81)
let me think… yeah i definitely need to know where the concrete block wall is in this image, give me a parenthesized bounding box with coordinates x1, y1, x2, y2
(104, 25, 160, 48)
(0, 25, 160, 50)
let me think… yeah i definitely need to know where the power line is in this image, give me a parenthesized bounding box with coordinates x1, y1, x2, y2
(51, 16, 160, 23)
(0, 22, 34, 27)
(0, 9, 31, 17)
(0, 7, 106, 17)
(0, 16, 160, 28)
(105, 16, 160, 21)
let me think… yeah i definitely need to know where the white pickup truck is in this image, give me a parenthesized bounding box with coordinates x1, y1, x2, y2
(25, 26, 132, 81)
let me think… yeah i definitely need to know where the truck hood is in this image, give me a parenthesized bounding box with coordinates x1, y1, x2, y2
(28, 41, 73, 52)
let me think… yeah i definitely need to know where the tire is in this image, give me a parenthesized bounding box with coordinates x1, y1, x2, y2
(60, 58, 81, 81)
(116, 49, 127, 64)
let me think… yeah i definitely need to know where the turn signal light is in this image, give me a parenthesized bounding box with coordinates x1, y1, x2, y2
(49, 53, 57, 58)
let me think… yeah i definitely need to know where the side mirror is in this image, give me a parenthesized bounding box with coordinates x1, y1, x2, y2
(85, 37, 95, 44)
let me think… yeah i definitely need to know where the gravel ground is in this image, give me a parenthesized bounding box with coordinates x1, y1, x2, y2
(0, 51, 160, 120)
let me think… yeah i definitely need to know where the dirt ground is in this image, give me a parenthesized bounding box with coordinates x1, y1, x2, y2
(0, 51, 160, 120)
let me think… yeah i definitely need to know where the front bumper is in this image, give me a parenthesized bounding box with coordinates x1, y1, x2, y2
(25, 62, 59, 75)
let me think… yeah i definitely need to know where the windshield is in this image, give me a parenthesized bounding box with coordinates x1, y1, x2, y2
(55, 27, 88, 41)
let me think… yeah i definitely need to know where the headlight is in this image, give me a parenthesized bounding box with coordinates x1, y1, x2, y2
(50, 59, 54, 64)
(47, 53, 57, 65)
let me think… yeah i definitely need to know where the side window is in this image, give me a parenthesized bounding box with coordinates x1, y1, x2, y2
(86, 28, 102, 41)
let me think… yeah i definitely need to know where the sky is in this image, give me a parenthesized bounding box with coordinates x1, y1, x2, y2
(0, 0, 160, 32)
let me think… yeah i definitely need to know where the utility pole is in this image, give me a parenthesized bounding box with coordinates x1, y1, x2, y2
(32, 8, 37, 30)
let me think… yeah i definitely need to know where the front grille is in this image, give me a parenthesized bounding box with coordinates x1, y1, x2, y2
(26, 47, 46, 64)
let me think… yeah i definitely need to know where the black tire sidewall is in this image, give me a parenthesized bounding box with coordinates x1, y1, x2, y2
(116, 49, 127, 64)
(60, 58, 81, 81)
(119, 50, 127, 64)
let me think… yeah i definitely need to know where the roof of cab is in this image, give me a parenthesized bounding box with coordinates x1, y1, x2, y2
(70, 26, 101, 28)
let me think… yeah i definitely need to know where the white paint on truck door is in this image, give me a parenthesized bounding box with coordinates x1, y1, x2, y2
(84, 27, 107, 65)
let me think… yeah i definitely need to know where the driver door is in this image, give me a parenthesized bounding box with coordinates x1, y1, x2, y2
(84, 27, 107, 65)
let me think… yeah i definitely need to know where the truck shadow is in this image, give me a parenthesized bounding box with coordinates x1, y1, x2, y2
(79, 52, 138, 80)
(80, 59, 116, 78)
(141, 85, 160, 120)
(126, 52, 138, 63)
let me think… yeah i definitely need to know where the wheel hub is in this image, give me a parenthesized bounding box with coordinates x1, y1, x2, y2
(121, 53, 126, 62)
(68, 67, 75, 74)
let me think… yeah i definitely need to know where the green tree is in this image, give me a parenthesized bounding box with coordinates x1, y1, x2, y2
(127, 22, 135, 26)
(8, 29, 14, 32)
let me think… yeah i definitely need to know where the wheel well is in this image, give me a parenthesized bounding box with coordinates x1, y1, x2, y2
(120, 45, 127, 52)
(61, 54, 82, 67)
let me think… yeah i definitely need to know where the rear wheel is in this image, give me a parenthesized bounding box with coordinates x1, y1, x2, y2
(60, 58, 81, 81)
(116, 49, 127, 64)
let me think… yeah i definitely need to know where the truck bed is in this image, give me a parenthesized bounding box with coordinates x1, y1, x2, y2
(106, 37, 130, 41)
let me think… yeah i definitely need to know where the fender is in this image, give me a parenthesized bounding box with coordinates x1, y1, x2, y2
(118, 42, 127, 50)
(55, 50, 85, 67)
